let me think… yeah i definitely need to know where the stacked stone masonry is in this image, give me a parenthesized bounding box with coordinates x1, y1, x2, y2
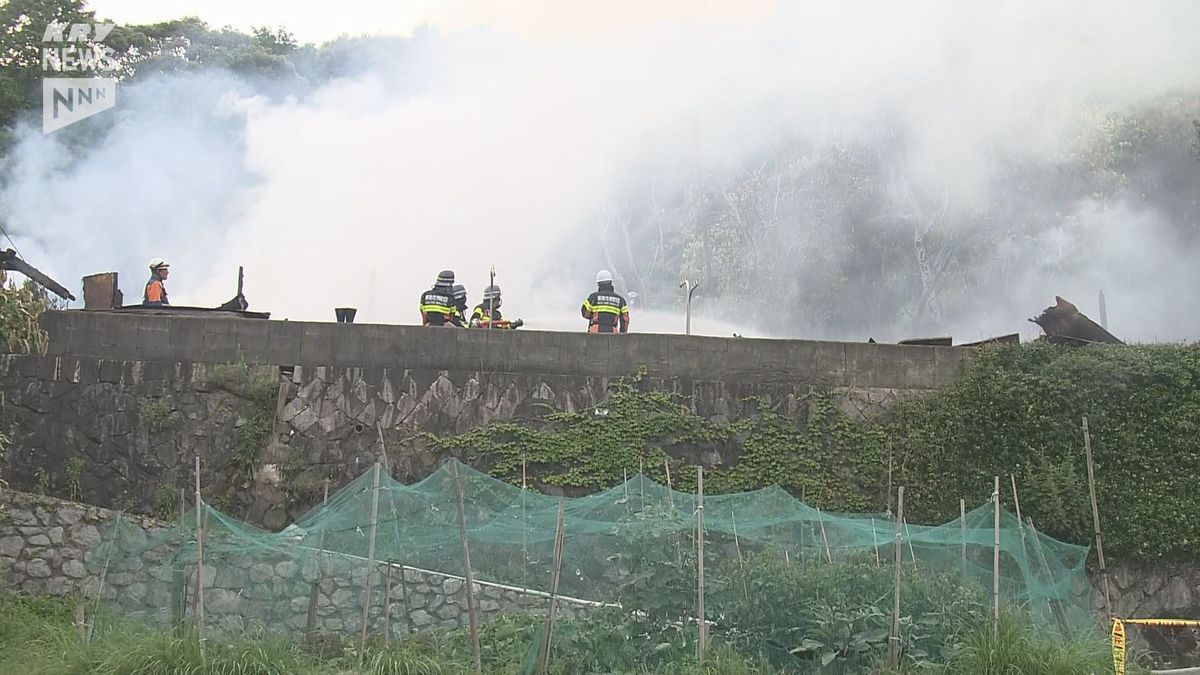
(1, 489, 594, 638)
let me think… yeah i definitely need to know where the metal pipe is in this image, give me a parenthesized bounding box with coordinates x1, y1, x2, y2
(679, 280, 699, 335)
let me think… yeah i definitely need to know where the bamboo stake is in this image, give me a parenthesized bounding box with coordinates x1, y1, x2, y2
(74, 600, 86, 641)
(400, 564, 414, 636)
(88, 513, 120, 643)
(536, 497, 567, 674)
(1082, 416, 1112, 617)
(1026, 517, 1071, 634)
(871, 518, 881, 567)
(306, 479, 331, 640)
(359, 463, 382, 656)
(639, 458, 645, 510)
(664, 460, 674, 508)
(993, 476, 1001, 636)
(799, 487, 806, 563)
(383, 563, 393, 645)
(888, 486, 905, 668)
(696, 467, 708, 660)
(902, 518, 918, 568)
(1010, 476, 1032, 583)
(194, 456, 206, 664)
(960, 499, 967, 582)
(453, 462, 483, 675)
(816, 507, 833, 564)
(522, 455, 529, 601)
(731, 509, 749, 600)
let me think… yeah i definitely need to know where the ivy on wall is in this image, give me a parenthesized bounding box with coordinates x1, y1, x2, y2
(432, 344, 1200, 564)
(433, 370, 889, 513)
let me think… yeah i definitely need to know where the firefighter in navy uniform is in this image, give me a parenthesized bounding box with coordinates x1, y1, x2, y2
(419, 270, 457, 326)
(581, 269, 629, 333)
(469, 285, 502, 327)
(450, 284, 469, 327)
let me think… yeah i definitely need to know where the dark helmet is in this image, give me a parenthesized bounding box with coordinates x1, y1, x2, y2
(452, 284, 467, 300)
(435, 270, 455, 286)
(483, 284, 501, 300)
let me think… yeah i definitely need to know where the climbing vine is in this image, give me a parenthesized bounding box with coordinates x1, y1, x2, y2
(433, 369, 888, 512)
(433, 343, 1200, 564)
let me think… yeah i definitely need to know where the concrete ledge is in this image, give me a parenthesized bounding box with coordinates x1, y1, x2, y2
(40, 311, 973, 390)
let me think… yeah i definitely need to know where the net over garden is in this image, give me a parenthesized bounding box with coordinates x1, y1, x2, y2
(87, 460, 1092, 672)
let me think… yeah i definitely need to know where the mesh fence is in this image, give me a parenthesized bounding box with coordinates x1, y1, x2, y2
(86, 459, 1092, 672)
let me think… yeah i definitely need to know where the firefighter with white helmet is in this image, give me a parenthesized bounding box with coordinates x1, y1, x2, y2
(144, 258, 170, 306)
(581, 269, 629, 333)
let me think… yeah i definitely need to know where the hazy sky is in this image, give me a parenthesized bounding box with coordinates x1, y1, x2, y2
(7, 1, 1199, 341)
(88, 0, 772, 43)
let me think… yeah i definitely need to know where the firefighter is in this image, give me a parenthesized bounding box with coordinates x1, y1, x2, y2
(419, 270, 457, 326)
(450, 284, 469, 327)
(470, 285, 503, 327)
(144, 258, 170, 307)
(581, 269, 629, 333)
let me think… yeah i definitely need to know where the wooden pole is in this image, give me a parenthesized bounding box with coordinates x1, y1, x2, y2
(359, 463, 382, 655)
(193, 456, 206, 664)
(383, 563, 393, 645)
(536, 497, 567, 674)
(816, 507, 833, 564)
(1083, 416, 1112, 617)
(993, 475, 1001, 636)
(871, 517, 881, 567)
(696, 467, 708, 661)
(453, 461, 483, 675)
(888, 486, 905, 667)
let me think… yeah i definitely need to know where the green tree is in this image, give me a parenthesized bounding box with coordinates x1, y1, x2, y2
(0, 0, 96, 140)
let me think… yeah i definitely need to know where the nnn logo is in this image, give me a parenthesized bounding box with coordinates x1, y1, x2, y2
(43, 78, 116, 133)
(41, 21, 118, 133)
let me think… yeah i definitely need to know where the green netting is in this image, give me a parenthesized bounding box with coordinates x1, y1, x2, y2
(85, 460, 1091, 673)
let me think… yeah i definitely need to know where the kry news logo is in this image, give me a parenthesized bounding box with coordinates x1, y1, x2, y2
(41, 22, 119, 133)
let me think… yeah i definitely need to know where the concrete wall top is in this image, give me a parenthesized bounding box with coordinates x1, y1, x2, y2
(40, 311, 973, 389)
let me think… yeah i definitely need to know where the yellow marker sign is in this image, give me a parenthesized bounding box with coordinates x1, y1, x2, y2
(1111, 619, 1125, 675)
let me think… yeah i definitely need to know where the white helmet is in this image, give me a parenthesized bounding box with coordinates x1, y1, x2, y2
(595, 269, 613, 283)
(148, 257, 169, 270)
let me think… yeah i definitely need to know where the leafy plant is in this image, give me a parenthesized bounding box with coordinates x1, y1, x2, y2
(0, 271, 55, 354)
(138, 396, 178, 433)
(64, 455, 84, 501)
(153, 484, 178, 520)
(33, 467, 48, 496)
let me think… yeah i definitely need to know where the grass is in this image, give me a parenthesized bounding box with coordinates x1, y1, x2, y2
(0, 596, 1131, 675)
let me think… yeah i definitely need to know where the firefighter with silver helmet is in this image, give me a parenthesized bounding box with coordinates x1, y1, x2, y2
(144, 258, 170, 306)
(470, 284, 523, 328)
(419, 270, 457, 326)
(450, 284, 469, 327)
(581, 269, 629, 333)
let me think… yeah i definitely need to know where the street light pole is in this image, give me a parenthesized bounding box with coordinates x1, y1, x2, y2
(680, 280, 699, 336)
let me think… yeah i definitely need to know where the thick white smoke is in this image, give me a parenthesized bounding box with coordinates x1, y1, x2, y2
(2, 1, 1199, 340)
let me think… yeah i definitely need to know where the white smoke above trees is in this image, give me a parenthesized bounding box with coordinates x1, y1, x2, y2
(2, 0, 1198, 340)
